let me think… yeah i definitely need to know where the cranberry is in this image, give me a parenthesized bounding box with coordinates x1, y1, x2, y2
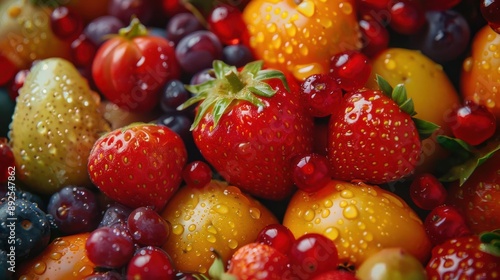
(409, 173, 447, 210)
(299, 74, 343, 117)
(292, 154, 331, 192)
(329, 50, 372, 92)
(448, 101, 497, 146)
(71, 34, 97, 68)
(127, 206, 170, 246)
(182, 161, 212, 188)
(86, 226, 135, 268)
(289, 233, 339, 279)
(207, 4, 249, 45)
(358, 17, 390, 57)
(126, 246, 175, 280)
(256, 224, 296, 254)
(388, 0, 426, 35)
(424, 205, 472, 245)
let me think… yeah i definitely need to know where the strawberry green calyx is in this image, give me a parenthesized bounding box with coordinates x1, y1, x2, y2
(118, 17, 148, 39)
(376, 75, 440, 140)
(178, 60, 290, 130)
(479, 230, 500, 257)
(208, 249, 237, 280)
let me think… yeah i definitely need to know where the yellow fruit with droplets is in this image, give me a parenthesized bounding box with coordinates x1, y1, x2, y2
(242, 0, 362, 81)
(461, 25, 500, 124)
(365, 48, 461, 173)
(283, 179, 432, 268)
(160, 180, 278, 274)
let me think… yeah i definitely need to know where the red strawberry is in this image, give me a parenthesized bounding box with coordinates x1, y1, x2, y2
(327, 76, 438, 184)
(226, 242, 289, 280)
(178, 60, 314, 200)
(426, 231, 500, 279)
(87, 123, 187, 211)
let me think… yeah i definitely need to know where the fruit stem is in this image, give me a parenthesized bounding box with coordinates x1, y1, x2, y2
(225, 71, 245, 93)
(119, 17, 148, 39)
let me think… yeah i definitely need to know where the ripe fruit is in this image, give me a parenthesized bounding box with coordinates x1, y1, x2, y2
(127, 206, 170, 247)
(256, 224, 296, 255)
(356, 248, 427, 280)
(9, 58, 110, 194)
(447, 100, 497, 146)
(461, 25, 500, 123)
(178, 60, 313, 200)
(85, 226, 135, 268)
(426, 232, 500, 279)
(126, 246, 175, 280)
(424, 205, 471, 246)
(409, 173, 447, 210)
(283, 179, 432, 268)
(88, 123, 187, 211)
(329, 50, 372, 92)
(242, 0, 362, 80)
(291, 153, 331, 192)
(299, 73, 343, 117)
(16, 233, 96, 280)
(160, 180, 278, 274)
(366, 48, 461, 173)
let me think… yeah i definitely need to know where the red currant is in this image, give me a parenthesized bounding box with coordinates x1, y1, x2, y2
(299, 74, 343, 117)
(256, 224, 296, 254)
(358, 17, 390, 57)
(480, 0, 500, 34)
(85, 226, 135, 268)
(0, 54, 18, 86)
(448, 101, 497, 146)
(409, 173, 447, 210)
(182, 161, 212, 188)
(0, 138, 15, 182)
(292, 154, 331, 192)
(71, 34, 97, 68)
(329, 50, 372, 92)
(289, 233, 339, 279)
(423, 0, 461, 11)
(127, 206, 170, 247)
(126, 246, 175, 280)
(207, 4, 249, 45)
(424, 205, 471, 245)
(8, 69, 30, 101)
(389, 0, 426, 35)
(50, 6, 83, 40)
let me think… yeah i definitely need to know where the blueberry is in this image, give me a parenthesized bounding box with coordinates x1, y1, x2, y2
(0, 198, 51, 260)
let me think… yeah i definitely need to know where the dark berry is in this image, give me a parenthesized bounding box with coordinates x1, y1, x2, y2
(160, 79, 192, 113)
(182, 161, 212, 188)
(50, 6, 83, 41)
(84, 270, 124, 280)
(47, 186, 100, 234)
(207, 4, 248, 45)
(0, 198, 51, 260)
(108, 0, 154, 25)
(256, 224, 296, 255)
(127, 206, 170, 246)
(292, 154, 331, 192)
(358, 17, 390, 58)
(71, 34, 97, 68)
(480, 0, 500, 33)
(165, 13, 204, 45)
(83, 16, 125, 46)
(389, 0, 426, 35)
(189, 68, 216, 85)
(86, 226, 135, 268)
(222, 44, 254, 68)
(175, 31, 223, 74)
(126, 246, 175, 280)
(99, 203, 133, 228)
(423, 0, 461, 11)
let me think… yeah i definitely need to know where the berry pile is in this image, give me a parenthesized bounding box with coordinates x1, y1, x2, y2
(1, 0, 500, 279)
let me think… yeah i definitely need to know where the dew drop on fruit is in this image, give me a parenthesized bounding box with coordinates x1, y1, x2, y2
(340, 189, 354, 198)
(249, 207, 261, 219)
(206, 234, 217, 243)
(228, 239, 238, 249)
(303, 209, 315, 222)
(213, 204, 229, 214)
(363, 232, 374, 242)
(285, 23, 297, 37)
(340, 200, 348, 208)
(172, 224, 184, 235)
(206, 224, 218, 234)
(324, 227, 340, 240)
(188, 224, 196, 232)
(36, 121, 47, 134)
(343, 205, 359, 219)
(463, 57, 473, 72)
(321, 209, 330, 218)
(33, 261, 46, 275)
(384, 58, 397, 70)
(339, 2, 353, 15)
(297, 0, 315, 17)
(186, 243, 193, 252)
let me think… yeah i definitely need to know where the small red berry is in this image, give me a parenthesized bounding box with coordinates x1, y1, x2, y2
(50, 6, 83, 40)
(409, 173, 447, 210)
(71, 34, 97, 68)
(292, 154, 331, 192)
(329, 50, 372, 92)
(480, 0, 500, 34)
(182, 161, 212, 188)
(207, 4, 249, 45)
(256, 224, 296, 254)
(424, 205, 472, 245)
(388, 0, 426, 35)
(448, 101, 497, 146)
(299, 74, 343, 117)
(8, 69, 29, 101)
(126, 246, 175, 280)
(289, 233, 339, 279)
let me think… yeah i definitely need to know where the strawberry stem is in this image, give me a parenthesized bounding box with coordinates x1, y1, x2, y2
(119, 17, 148, 39)
(225, 71, 245, 93)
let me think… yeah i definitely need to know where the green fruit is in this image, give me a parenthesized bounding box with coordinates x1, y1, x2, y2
(356, 248, 427, 280)
(9, 58, 110, 194)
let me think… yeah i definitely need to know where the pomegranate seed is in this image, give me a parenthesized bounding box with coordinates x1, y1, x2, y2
(424, 205, 471, 245)
(448, 101, 497, 146)
(50, 6, 83, 40)
(389, 0, 426, 35)
(207, 4, 249, 45)
(299, 74, 343, 117)
(182, 161, 212, 188)
(409, 173, 447, 210)
(256, 224, 296, 254)
(329, 50, 372, 92)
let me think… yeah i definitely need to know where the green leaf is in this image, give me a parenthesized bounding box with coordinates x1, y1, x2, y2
(376, 75, 393, 96)
(412, 117, 439, 140)
(255, 69, 290, 92)
(241, 60, 264, 77)
(479, 230, 500, 257)
(437, 135, 473, 158)
(240, 93, 265, 108)
(391, 84, 407, 106)
(213, 60, 236, 79)
(399, 98, 416, 116)
(189, 95, 217, 131)
(211, 98, 233, 129)
(248, 82, 277, 98)
(184, 80, 216, 95)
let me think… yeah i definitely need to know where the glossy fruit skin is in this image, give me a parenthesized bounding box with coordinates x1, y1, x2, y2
(9, 58, 110, 194)
(366, 48, 461, 173)
(446, 151, 500, 234)
(242, 0, 362, 81)
(85, 226, 135, 268)
(424, 205, 471, 246)
(127, 206, 170, 246)
(227, 242, 289, 280)
(283, 179, 432, 268)
(160, 180, 278, 274)
(16, 233, 96, 280)
(356, 248, 427, 280)
(327, 88, 421, 184)
(126, 246, 175, 280)
(88, 123, 187, 211)
(447, 100, 497, 146)
(426, 235, 500, 280)
(461, 25, 500, 124)
(256, 224, 296, 255)
(409, 173, 447, 210)
(92, 19, 180, 112)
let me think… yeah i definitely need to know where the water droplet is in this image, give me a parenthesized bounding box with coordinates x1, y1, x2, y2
(323, 199, 333, 208)
(33, 262, 46, 275)
(297, 0, 315, 17)
(384, 58, 397, 70)
(324, 227, 339, 240)
(228, 239, 238, 249)
(206, 224, 218, 234)
(185, 243, 193, 252)
(285, 23, 297, 37)
(214, 204, 229, 214)
(343, 205, 359, 219)
(339, 200, 348, 208)
(266, 23, 277, 33)
(303, 209, 315, 222)
(188, 224, 196, 232)
(206, 234, 216, 243)
(36, 121, 47, 134)
(339, 2, 353, 14)
(249, 207, 261, 219)
(486, 99, 496, 109)
(363, 232, 374, 242)
(357, 221, 366, 230)
(292, 63, 324, 80)
(340, 190, 354, 198)
(172, 224, 184, 235)
(50, 252, 62, 260)
(321, 209, 330, 218)
(69, 244, 79, 251)
(481, 61, 491, 70)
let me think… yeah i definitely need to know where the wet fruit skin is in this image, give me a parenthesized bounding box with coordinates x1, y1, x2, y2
(283, 179, 432, 268)
(160, 180, 278, 274)
(366, 48, 461, 173)
(461, 25, 500, 124)
(16, 232, 96, 280)
(242, 0, 362, 81)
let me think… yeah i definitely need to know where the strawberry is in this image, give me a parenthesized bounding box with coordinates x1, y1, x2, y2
(426, 231, 500, 279)
(327, 76, 438, 184)
(9, 58, 110, 194)
(178, 60, 314, 200)
(87, 123, 187, 211)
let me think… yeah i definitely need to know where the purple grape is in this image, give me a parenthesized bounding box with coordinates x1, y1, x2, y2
(222, 44, 254, 68)
(412, 10, 471, 63)
(47, 186, 100, 234)
(84, 270, 123, 280)
(175, 30, 223, 74)
(107, 0, 154, 25)
(160, 79, 191, 113)
(127, 207, 170, 246)
(99, 203, 133, 228)
(189, 68, 216, 85)
(165, 13, 204, 45)
(86, 226, 135, 268)
(84, 16, 125, 46)
(156, 113, 192, 142)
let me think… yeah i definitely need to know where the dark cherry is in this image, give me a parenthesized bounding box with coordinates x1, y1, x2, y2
(85, 226, 135, 268)
(127, 206, 170, 247)
(329, 50, 371, 92)
(388, 0, 427, 35)
(409, 173, 447, 210)
(207, 4, 249, 45)
(84, 270, 123, 280)
(256, 224, 296, 255)
(83, 15, 125, 46)
(108, 0, 154, 25)
(480, 0, 500, 33)
(448, 101, 497, 146)
(126, 247, 175, 280)
(291, 154, 331, 192)
(358, 17, 390, 58)
(424, 205, 472, 245)
(50, 6, 83, 41)
(165, 13, 204, 45)
(289, 233, 339, 279)
(161, 0, 189, 17)
(182, 161, 212, 188)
